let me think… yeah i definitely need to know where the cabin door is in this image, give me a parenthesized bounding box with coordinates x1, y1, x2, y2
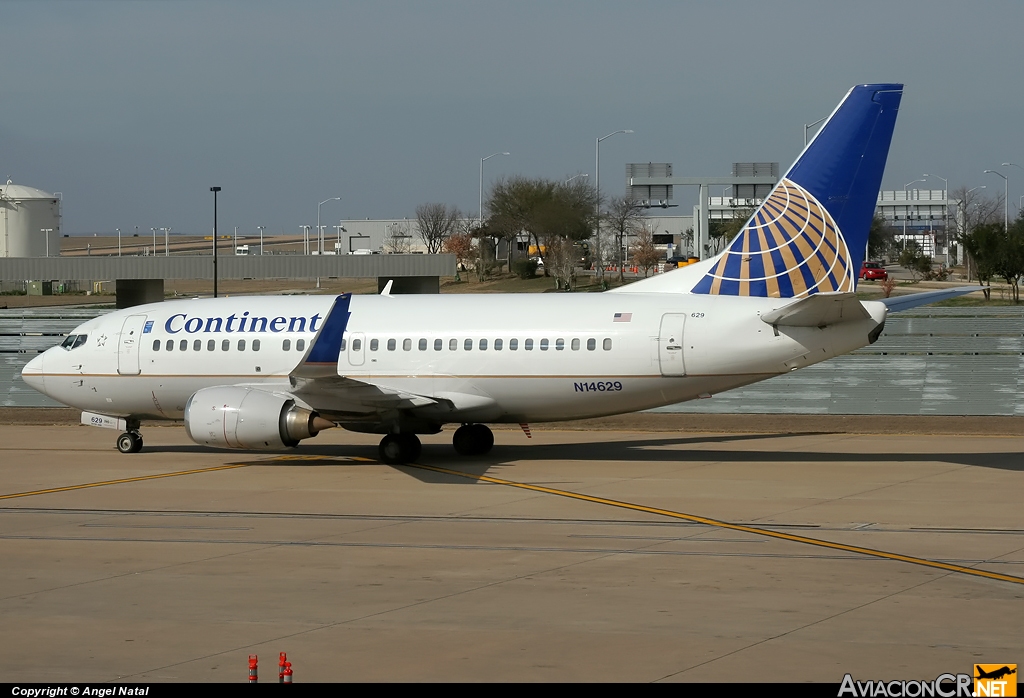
(117, 315, 148, 375)
(658, 313, 687, 376)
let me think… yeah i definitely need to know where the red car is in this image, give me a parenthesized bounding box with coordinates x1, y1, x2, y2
(860, 261, 888, 281)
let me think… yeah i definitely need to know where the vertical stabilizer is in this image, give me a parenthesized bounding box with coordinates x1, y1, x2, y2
(692, 83, 903, 298)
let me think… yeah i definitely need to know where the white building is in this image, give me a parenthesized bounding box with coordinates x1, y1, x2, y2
(0, 180, 62, 257)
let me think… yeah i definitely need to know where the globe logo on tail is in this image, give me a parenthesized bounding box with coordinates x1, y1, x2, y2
(692, 178, 855, 298)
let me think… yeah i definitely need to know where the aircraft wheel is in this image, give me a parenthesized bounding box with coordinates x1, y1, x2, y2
(379, 433, 421, 464)
(117, 432, 142, 454)
(453, 424, 493, 456)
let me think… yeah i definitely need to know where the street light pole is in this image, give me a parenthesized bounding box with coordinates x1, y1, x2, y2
(479, 152, 510, 226)
(317, 197, 341, 255)
(923, 173, 948, 267)
(984, 170, 1008, 232)
(116, 228, 121, 257)
(162, 227, 171, 257)
(41, 228, 53, 257)
(210, 187, 221, 298)
(257, 226, 266, 256)
(595, 130, 633, 280)
(804, 116, 828, 147)
(564, 173, 589, 185)
(151, 227, 156, 256)
(903, 179, 926, 250)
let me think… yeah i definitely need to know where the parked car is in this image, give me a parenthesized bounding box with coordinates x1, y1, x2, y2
(860, 260, 888, 281)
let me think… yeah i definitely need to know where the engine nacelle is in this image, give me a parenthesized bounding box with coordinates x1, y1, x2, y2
(184, 386, 334, 450)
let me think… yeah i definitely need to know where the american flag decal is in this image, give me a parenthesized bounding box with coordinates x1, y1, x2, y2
(613, 312, 632, 322)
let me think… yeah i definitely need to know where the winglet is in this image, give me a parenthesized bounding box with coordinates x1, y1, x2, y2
(381, 279, 393, 296)
(292, 294, 352, 378)
(880, 286, 979, 313)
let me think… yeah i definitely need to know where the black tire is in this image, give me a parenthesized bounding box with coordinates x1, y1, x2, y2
(117, 432, 140, 454)
(471, 424, 494, 454)
(452, 424, 475, 455)
(379, 434, 405, 464)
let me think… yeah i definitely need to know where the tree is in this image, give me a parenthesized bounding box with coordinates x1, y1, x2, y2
(951, 186, 1003, 279)
(383, 222, 412, 254)
(631, 225, 661, 277)
(545, 236, 578, 290)
(993, 214, 1024, 302)
(897, 239, 932, 281)
(868, 213, 897, 261)
(960, 222, 1001, 299)
(486, 175, 598, 274)
(443, 231, 475, 276)
(605, 197, 645, 282)
(415, 203, 461, 254)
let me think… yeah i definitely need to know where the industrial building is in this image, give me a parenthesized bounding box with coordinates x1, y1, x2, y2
(0, 179, 62, 258)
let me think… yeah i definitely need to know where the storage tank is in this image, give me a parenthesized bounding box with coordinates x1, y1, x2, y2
(0, 179, 62, 257)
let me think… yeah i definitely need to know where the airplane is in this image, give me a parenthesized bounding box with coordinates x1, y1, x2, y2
(975, 666, 1016, 681)
(21, 83, 976, 464)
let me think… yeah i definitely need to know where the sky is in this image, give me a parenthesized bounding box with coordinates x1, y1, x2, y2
(2, 0, 1022, 236)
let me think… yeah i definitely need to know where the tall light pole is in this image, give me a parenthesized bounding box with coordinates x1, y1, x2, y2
(116, 228, 121, 257)
(479, 152, 509, 226)
(959, 186, 985, 278)
(301, 225, 312, 255)
(804, 116, 828, 147)
(595, 130, 633, 279)
(210, 187, 221, 298)
(41, 228, 53, 257)
(161, 227, 171, 257)
(903, 179, 926, 249)
(984, 170, 1008, 232)
(151, 227, 156, 256)
(317, 197, 341, 254)
(1005, 163, 1024, 220)
(923, 173, 948, 266)
(257, 226, 266, 255)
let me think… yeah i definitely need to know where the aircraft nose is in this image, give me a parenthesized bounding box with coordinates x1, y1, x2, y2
(21, 353, 45, 392)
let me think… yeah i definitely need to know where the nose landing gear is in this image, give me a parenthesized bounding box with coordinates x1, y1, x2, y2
(116, 430, 143, 454)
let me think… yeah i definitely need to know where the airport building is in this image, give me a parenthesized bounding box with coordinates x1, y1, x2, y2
(0, 179, 62, 258)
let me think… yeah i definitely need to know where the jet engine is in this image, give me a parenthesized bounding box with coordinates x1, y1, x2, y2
(184, 386, 334, 450)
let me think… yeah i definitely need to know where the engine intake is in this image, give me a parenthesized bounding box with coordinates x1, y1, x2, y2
(184, 386, 334, 450)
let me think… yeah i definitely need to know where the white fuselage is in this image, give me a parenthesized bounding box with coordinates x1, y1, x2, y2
(23, 292, 886, 426)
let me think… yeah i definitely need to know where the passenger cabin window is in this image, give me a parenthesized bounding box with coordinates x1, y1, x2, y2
(419, 338, 427, 351)
(449, 338, 457, 351)
(238, 339, 246, 351)
(340, 339, 347, 351)
(369, 339, 378, 351)
(387, 339, 396, 351)
(525, 339, 533, 351)
(208, 339, 215, 351)
(193, 339, 201, 351)
(479, 338, 487, 350)
(222, 339, 230, 351)
(296, 339, 305, 351)
(403, 338, 412, 351)
(352, 338, 361, 351)
(434, 339, 443, 351)
(540, 339, 549, 351)
(603, 338, 612, 350)
(571, 338, 580, 351)
(253, 339, 261, 351)
(180, 339, 188, 351)
(509, 339, 518, 351)
(166, 340, 174, 351)
(283, 339, 291, 351)
(464, 339, 473, 351)
(494, 338, 503, 351)
(152, 339, 160, 351)
(587, 338, 596, 351)
(555, 338, 564, 351)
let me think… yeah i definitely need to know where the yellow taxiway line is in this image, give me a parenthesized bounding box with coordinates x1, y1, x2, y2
(0, 463, 251, 501)
(405, 462, 1024, 587)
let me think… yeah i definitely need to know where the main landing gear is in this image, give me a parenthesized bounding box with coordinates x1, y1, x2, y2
(376, 424, 494, 464)
(378, 433, 422, 465)
(116, 430, 143, 454)
(453, 424, 493, 456)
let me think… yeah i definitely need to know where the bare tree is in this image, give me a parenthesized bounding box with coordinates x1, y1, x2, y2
(383, 221, 412, 254)
(631, 225, 661, 277)
(545, 236, 578, 290)
(605, 197, 645, 282)
(415, 203, 461, 254)
(951, 186, 1003, 279)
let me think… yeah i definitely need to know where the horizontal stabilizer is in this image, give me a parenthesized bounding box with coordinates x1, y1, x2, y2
(760, 292, 869, 327)
(880, 286, 979, 313)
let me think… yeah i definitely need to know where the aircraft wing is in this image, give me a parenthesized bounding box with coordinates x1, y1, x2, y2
(879, 286, 980, 312)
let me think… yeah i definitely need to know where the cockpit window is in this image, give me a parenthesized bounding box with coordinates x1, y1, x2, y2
(61, 334, 87, 350)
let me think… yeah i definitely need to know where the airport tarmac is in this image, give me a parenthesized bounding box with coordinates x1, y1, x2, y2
(1, 422, 1021, 683)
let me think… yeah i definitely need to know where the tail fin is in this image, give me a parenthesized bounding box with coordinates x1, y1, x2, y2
(692, 83, 903, 298)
